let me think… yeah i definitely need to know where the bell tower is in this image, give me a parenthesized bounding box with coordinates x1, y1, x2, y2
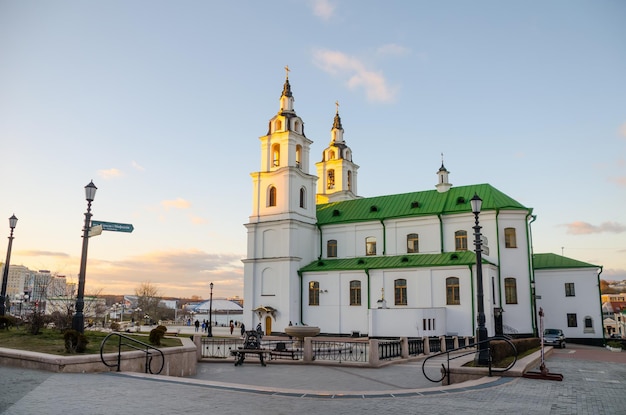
(315, 102, 360, 204)
(243, 68, 319, 331)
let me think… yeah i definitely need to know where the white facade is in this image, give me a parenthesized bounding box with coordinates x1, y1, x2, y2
(243, 75, 603, 343)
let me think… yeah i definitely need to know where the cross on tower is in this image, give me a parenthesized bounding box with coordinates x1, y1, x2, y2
(285, 65, 290, 79)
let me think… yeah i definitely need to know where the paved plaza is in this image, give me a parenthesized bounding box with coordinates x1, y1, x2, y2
(1, 344, 625, 415)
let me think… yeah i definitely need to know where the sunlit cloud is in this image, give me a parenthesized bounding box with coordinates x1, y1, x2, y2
(377, 43, 410, 57)
(190, 215, 207, 224)
(15, 250, 70, 258)
(563, 221, 626, 235)
(131, 160, 145, 171)
(309, 0, 335, 21)
(609, 176, 626, 187)
(313, 49, 397, 103)
(86, 249, 244, 298)
(161, 198, 191, 210)
(603, 267, 626, 281)
(98, 168, 123, 179)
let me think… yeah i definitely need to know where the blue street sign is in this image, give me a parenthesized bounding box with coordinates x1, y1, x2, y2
(91, 220, 134, 233)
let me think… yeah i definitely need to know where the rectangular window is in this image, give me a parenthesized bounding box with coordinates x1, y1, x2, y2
(455, 230, 468, 251)
(349, 280, 361, 306)
(505, 277, 518, 304)
(366, 237, 377, 256)
(407, 233, 419, 253)
(446, 277, 460, 305)
(327, 239, 337, 258)
(394, 279, 407, 306)
(567, 313, 577, 327)
(504, 227, 517, 248)
(308, 281, 319, 306)
(565, 283, 575, 297)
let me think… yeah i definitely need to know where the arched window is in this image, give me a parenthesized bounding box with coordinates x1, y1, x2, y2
(272, 144, 280, 167)
(584, 316, 594, 333)
(327, 169, 335, 189)
(296, 144, 302, 169)
(504, 227, 517, 248)
(505, 277, 518, 304)
(294, 120, 301, 133)
(329, 150, 335, 160)
(274, 120, 282, 132)
(327, 239, 337, 258)
(299, 187, 306, 208)
(309, 281, 319, 306)
(394, 279, 407, 305)
(268, 186, 277, 207)
(407, 233, 419, 253)
(350, 280, 361, 306)
(446, 277, 460, 305)
(347, 170, 352, 191)
(455, 230, 468, 251)
(365, 236, 376, 256)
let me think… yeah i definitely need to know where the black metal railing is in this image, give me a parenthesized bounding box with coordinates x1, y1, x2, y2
(421, 336, 518, 385)
(408, 338, 424, 355)
(312, 340, 369, 363)
(100, 332, 165, 374)
(378, 340, 402, 360)
(200, 337, 242, 358)
(429, 336, 441, 353)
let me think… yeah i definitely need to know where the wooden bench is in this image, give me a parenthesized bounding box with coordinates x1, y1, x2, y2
(269, 342, 298, 360)
(231, 330, 267, 366)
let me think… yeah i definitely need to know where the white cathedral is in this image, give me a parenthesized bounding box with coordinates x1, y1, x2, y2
(242, 73, 604, 344)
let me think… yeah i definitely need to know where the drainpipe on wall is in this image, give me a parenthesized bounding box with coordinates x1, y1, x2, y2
(527, 213, 538, 336)
(316, 223, 323, 260)
(365, 268, 371, 310)
(597, 266, 605, 343)
(297, 270, 305, 325)
(469, 264, 476, 335)
(495, 209, 503, 308)
(379, 219, 386, 255)
(438, 214, 444, 253)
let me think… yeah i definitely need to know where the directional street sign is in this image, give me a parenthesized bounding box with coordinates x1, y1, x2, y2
(88, 224, 103, 237)
(91, 220, 134, 233)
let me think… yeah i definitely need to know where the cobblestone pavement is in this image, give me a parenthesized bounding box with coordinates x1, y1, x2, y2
(1, 344, 625, 415)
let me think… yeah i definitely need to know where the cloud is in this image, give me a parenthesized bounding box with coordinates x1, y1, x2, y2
(190, 215, 207, 225)
(619, 122, 626, 139)
(313, 49, 397, 103)
(161, 198, 191, 210)
(609, 176, 626, 187)
(15, 250, 70, 258)
(309, 0, 336, 21)
(131, 161, 145, 171)
(563, 221, 626, 235)
(98, 168, 123, 179)
(377, 43, 410, 57)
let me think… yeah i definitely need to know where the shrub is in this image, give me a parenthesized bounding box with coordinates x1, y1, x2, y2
(149, 325, 167, 346)
(28, 311, 52, 335)
(607, 340, 623, 349)
(0, 315, 16, 330)
(491, 337, 540, 364)
(64, 329, 90, 353)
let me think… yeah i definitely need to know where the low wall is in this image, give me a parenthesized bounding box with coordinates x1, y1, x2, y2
(0, 336, 197, 377)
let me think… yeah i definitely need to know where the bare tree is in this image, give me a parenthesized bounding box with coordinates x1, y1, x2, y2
(135, 281, 162, 323)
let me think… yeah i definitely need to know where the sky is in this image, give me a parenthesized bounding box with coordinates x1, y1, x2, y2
(0, 0, 625, 300)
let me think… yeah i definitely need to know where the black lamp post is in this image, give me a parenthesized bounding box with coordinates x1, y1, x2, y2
(471, 193, 489, 365)
(72, 181, 97, 333)
(208, 282, 214, 337)
(0, 215, 18, 316)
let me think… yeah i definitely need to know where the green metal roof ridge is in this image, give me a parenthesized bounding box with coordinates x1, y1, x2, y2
(299, 251, 491, 273)
(532, 253, 600, 270)
(316, 183, 530, 225)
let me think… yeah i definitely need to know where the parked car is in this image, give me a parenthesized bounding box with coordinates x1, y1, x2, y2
(543, 328, 566, 348)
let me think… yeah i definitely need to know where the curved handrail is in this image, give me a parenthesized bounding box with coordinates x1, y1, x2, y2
(100, 332, 165, 375)
(421, 336, 518, 385)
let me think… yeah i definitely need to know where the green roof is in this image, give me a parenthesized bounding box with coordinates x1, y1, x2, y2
(299, 251, 490, 273)
(533, 253, 600, 270)
(317, 183, 529, 225)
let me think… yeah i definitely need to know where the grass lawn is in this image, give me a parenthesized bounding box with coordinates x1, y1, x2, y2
(0, 327, 183, 355)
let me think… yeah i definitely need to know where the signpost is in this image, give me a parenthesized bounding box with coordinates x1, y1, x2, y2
(91, 220, 134, 233)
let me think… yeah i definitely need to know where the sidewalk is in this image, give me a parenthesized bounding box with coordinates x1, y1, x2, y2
(1, 344, 625, 414)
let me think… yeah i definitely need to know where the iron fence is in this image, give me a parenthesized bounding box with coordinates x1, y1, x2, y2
(429, 336, 441, 353)
(408, 338, 424, 355)
(378, 340, 402, 360)
(312, 340, 369, 363)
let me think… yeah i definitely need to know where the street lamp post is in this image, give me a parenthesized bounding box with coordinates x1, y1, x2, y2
(0, 215, 18, 316)
(208, 282, 214, 337)
(72, 181, 97, 333)
(471, 193, 489, 365)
